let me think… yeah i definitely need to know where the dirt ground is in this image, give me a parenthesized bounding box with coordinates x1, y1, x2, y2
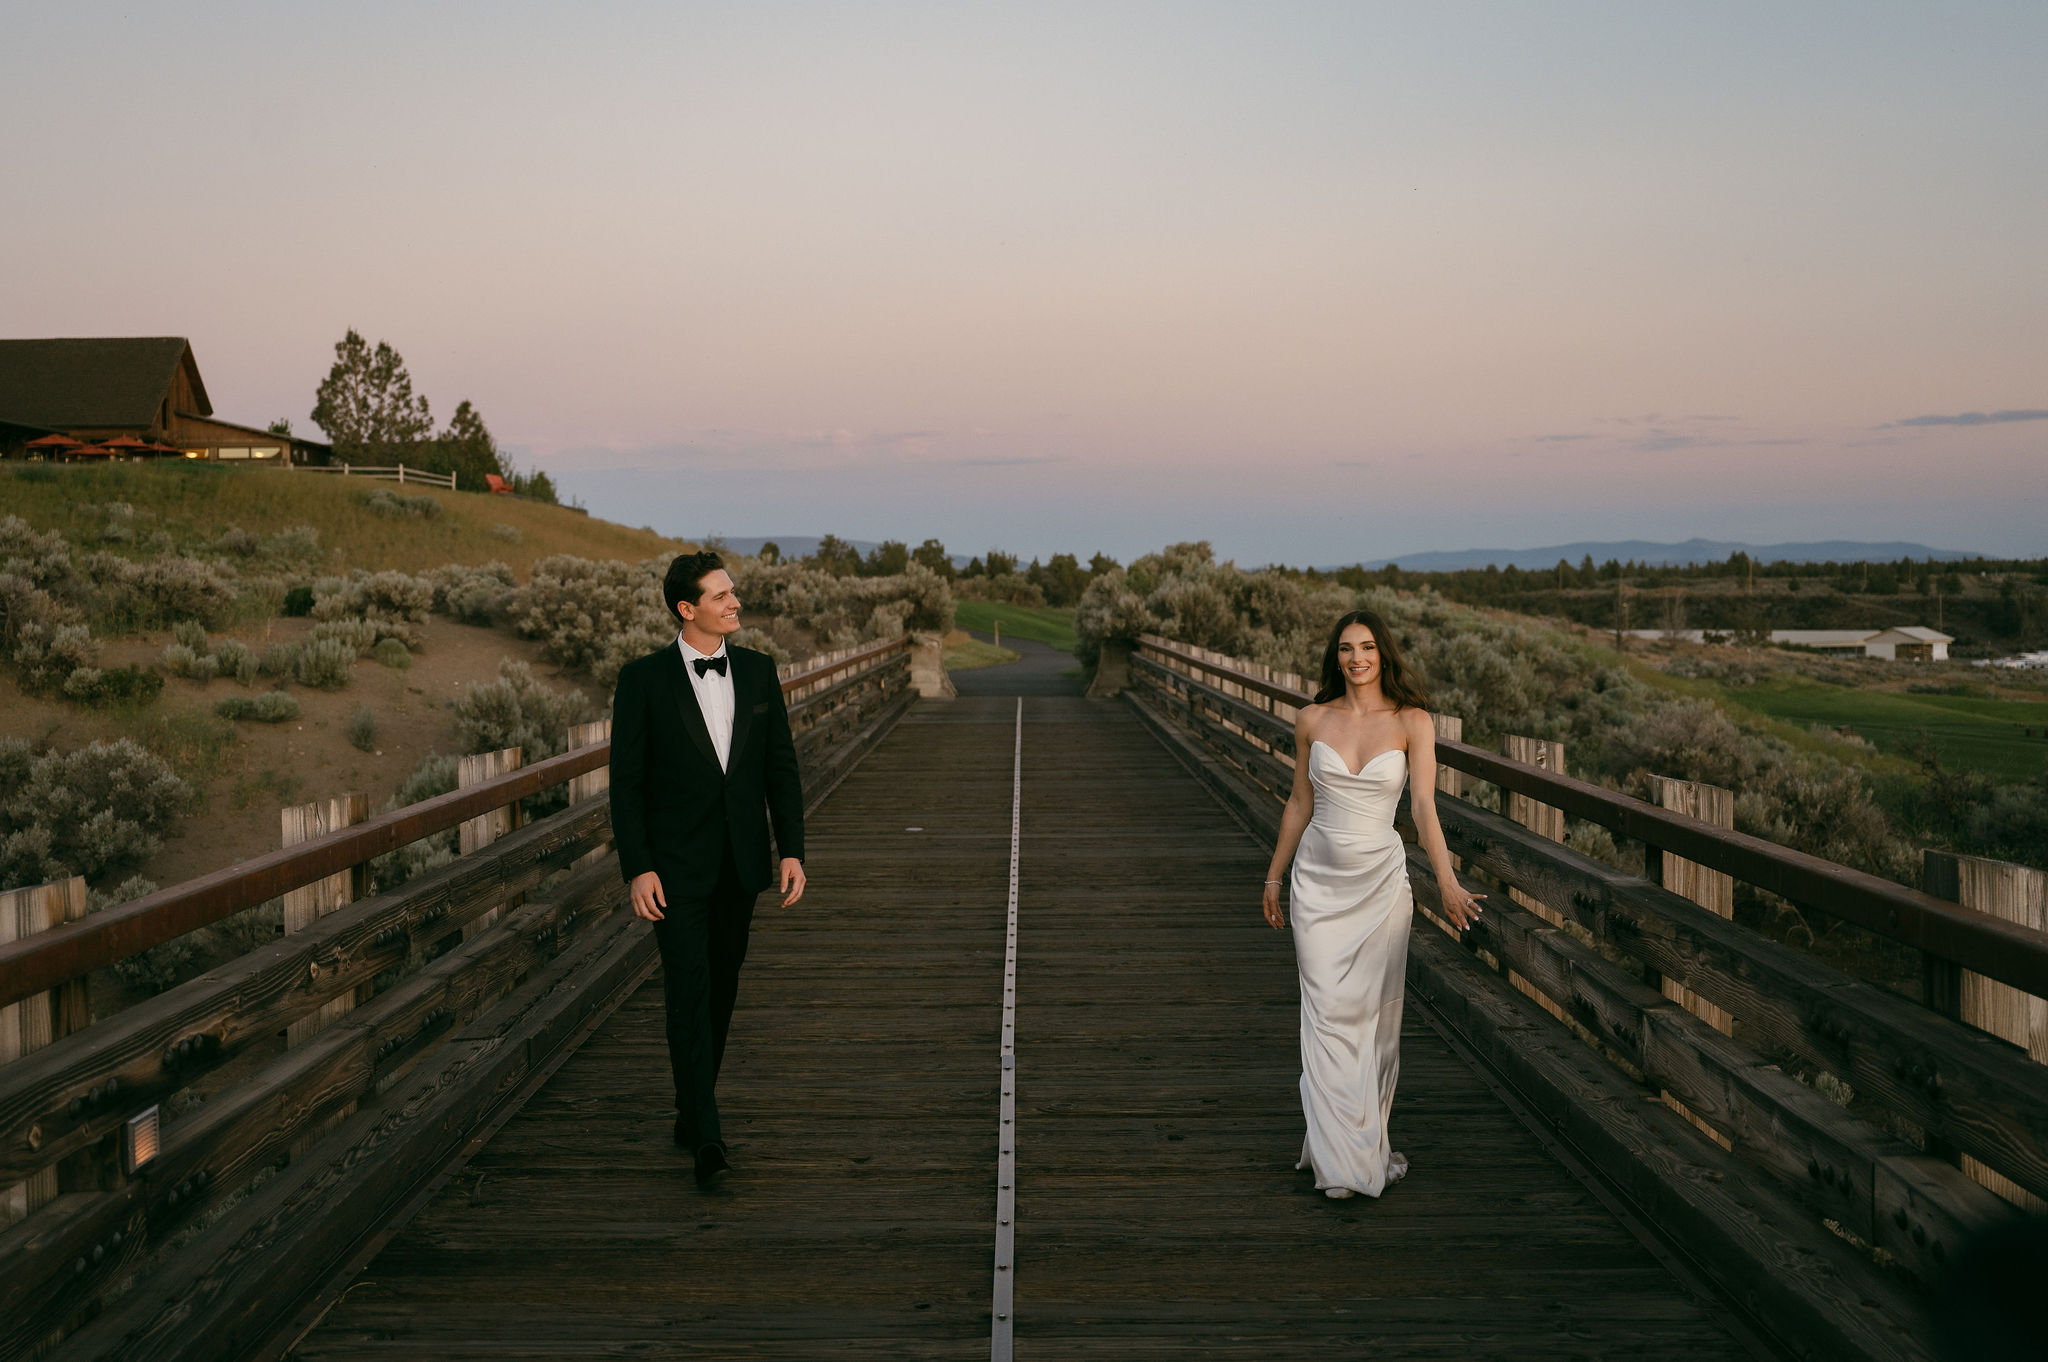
(3, 616, 580, 889)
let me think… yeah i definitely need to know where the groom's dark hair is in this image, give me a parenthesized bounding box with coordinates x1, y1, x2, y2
(663, 551, 726, 619)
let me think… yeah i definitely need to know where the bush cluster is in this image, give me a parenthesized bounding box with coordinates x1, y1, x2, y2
(347, 704, 378, 752)
(368, 755, 462, 893)
(425, 561, 517, 625)
(503, 553, 952, 692)
(162, 621, 259, 685)
(1077, 543, 1920, 884)
(215, 691, 301, 722)
(311, 569, 433, 650)
(454, 660, 591, 763)
(294, 636, 357, 690)
(0, 514, 324, 704)
(363, 488, 443, 519)
(0, 738, 196, 892)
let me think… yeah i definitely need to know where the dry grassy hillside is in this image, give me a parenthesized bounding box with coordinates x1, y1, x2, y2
(1, 460, 690, 573)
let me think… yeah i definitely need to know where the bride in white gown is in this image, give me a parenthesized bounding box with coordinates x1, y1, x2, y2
(1260, 610, 1486, 1199)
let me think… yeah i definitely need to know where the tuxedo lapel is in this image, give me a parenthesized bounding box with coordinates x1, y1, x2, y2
(665, 646, 723, 775)
(727, 652, 758, 767)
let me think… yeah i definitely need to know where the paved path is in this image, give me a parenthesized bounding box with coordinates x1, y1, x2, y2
(292, 696, 1761, 1360)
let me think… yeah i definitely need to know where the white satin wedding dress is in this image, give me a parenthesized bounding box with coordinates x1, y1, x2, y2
(1290, 740, 1414, 1197)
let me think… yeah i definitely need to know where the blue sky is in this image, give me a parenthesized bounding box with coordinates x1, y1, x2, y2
(5, 2, 2044, 563)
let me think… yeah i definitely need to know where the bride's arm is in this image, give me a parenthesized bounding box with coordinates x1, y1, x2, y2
(1261, 712, 1318, 929)
(1404, 710, 1486, 930)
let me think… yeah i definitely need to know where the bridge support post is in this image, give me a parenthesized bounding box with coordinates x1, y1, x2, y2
(566, 721, 613, 867)
(1925, 848, 2047, 1210)
(461, 747, 525, 938)
(1500, 736, 1571, 1025)
(1085, 638, 1131, 698)
(282, 795, 370, 1048)
(1646, 775, 1736, 1148)
(910, 631, 957, 699)
(1416, 714, 1465, 939)
(0, 875, 86, 1223)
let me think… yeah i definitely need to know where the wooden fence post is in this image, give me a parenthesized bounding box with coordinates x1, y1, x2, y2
(566, 723, 612, 869)
(1502, 736, 1567, 929)
(1415, 714, 1466, 939)
(1500, 735, 1569, 1023)
(1646, 776, 1736, 1148)
(1, 875, 87, 1222)
(460, 747, 524, 937)
(282, 795, 368, 1049)
(1936, 852, 2047, 1210)
(1647, 776, 1735, 1033)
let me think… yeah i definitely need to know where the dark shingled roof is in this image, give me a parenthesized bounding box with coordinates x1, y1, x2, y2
(0, 337, 212, 429)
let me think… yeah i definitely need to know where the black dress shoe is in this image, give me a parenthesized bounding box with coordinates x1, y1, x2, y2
(694, 1141, 732, 1185)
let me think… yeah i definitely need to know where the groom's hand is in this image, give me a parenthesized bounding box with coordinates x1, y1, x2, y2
(630, 871, 667, 921)
(778, 857, 807, 907)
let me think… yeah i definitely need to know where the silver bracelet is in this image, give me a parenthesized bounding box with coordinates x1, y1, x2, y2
(1264, 879, 1282, 885)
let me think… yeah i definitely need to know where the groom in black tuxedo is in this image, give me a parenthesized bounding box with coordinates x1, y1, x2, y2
(609, 551, 806, 1185)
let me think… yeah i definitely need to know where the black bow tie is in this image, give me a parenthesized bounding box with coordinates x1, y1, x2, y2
(693, 654, 728, 678)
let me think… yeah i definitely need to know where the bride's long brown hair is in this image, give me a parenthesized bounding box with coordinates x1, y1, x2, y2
(1312, 609, 1429, 710)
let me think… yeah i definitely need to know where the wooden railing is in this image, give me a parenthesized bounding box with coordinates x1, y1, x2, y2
(0, 635, 913, 1362)
(1122, 632, 2047, 1362)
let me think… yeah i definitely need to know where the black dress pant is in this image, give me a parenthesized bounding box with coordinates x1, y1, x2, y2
(651, 844, 757, 1149)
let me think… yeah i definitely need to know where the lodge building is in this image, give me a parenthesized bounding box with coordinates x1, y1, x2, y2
(0, 336, 329, 463)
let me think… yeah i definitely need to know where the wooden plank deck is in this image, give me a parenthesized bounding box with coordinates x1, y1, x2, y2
(290, 695, 1764, 1360)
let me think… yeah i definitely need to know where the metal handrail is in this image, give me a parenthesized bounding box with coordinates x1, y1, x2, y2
(1135, 635, 2048, 998)
(0, 636, 912, 1009)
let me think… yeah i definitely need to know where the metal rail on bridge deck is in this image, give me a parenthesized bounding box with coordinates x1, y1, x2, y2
(0, 635, 913, 1011)
(1137, 633, 2048, 999)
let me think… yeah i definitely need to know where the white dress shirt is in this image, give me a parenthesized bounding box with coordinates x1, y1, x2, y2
(679, 635, 735, 771)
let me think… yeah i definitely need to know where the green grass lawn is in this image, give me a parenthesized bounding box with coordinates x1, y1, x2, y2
(952, 600, 1077, 652)
(943, 638, 1021, 671)
(1708, 676, 2048, 782)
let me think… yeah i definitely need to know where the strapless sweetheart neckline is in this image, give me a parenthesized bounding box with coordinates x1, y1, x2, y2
(1309, 740, 1405, 778)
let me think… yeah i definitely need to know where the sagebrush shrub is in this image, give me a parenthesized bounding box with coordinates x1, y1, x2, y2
(312, 570, 432, 650)
(216, 691, 301, 722)
(374, 636, 411, 669)
(258, 640, 301, 676)
(61, 664, 162, 707)
(455, 660, 590, 761)
(489, 523, 522, 543)
(14, 621, 101, 694)
(213, 637, 257, 684)
(363, 488, 442, 519)
(0, 738, 195, 890)
(348, 704, 378, 752)
(310, 617, 381, 655)
(173, 620, 208, 652)
(426, 561, 516, 624)
(294, 636, 356, 690)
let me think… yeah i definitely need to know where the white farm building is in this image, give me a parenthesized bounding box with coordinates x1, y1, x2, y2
(1630, 626, 1951, 661)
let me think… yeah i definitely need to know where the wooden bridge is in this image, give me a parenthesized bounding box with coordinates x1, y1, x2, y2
(3, 634, 2045, 1360)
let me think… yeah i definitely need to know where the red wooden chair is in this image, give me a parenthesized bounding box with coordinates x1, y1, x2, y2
(484, 473, 512, 495)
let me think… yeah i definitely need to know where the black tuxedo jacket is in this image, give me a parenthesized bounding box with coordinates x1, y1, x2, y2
(608, 642, 805, 897)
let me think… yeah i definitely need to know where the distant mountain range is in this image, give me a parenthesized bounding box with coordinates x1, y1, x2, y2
(710, 535, 1988, 575)
(1341, 539, 1984, 573)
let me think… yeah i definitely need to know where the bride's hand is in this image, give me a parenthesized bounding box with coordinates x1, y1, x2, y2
(1262, 881, 1284, 929)
(1443, 883, 1487, 931)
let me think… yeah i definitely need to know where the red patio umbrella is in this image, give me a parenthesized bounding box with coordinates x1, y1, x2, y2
(102, 436, 148, 449)
(24, 433, 81, 450)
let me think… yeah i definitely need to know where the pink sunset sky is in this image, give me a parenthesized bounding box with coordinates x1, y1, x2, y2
(5, 2, 2044, 564)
